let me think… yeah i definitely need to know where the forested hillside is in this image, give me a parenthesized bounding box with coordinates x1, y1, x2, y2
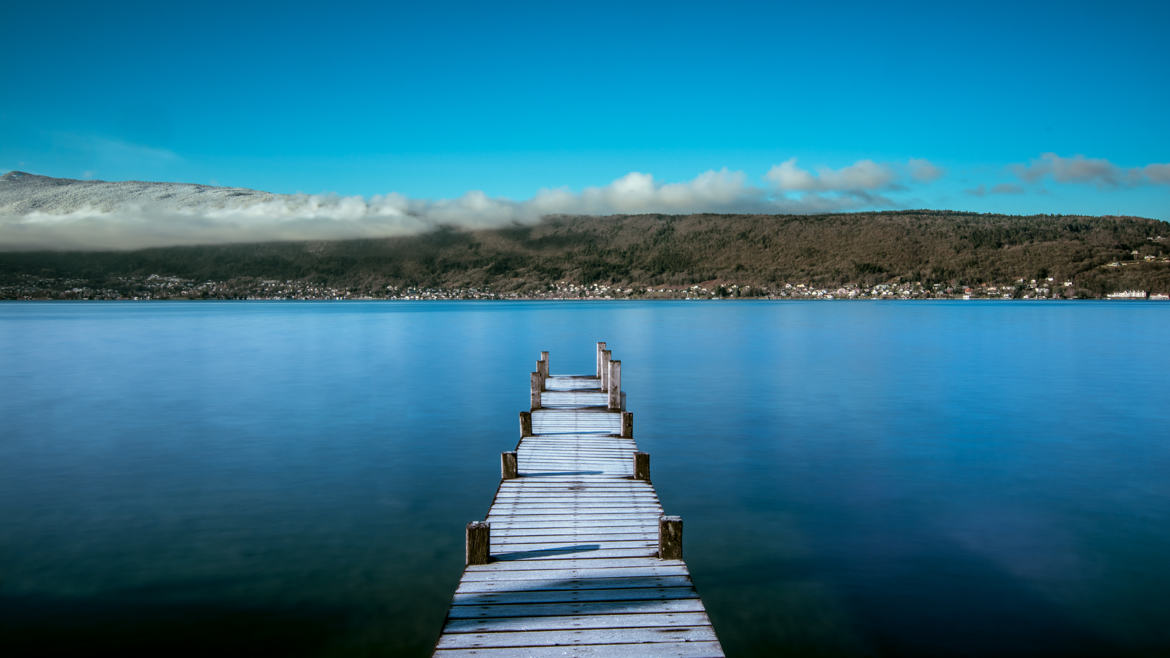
(2, 211, 1168, 299)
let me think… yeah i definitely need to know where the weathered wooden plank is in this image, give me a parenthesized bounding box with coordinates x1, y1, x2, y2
(518, 445, 634, 450)
(455, 575, 696, 594)
(491, 541, 656, 553)
(487, 518, 661, 526)
(458, 565, 691, 581)
(490, 530, 655, 538)
(466, 558, 684, 572)
(516, 442, 635, 448)
(491, 494, 664, 498)
(489, 513, 661, 521)
(441, 611, 713, 633)
(451, 586, 699, 606)
(486, 521, 658, 531)
(492, 495, 659, 501)
(486, 510, 664, 519)
(497, 483, 652, 490)
(491, 506, 660, 514)
(435, 642, 725, 657)
(490, 532, 657, 542)
(491, 530, 655, 538)
(515, 461, 633, 467)
(498, 480, 655, 484)
(489, 504, 663, 511)
(488, 517, 659, 524)
(544, 379, 602, 391)
(491, 547, 657, 561)
(436, 625, 718, 649)
(491, 504, 660, 512)
(512, 476, 633, 481)
(445, 597, 706, 619)
(491, 534, 656, 543)
(517, 448, 630, 453)
(507, 457, 633, 465)
(493, 491, 659, 497)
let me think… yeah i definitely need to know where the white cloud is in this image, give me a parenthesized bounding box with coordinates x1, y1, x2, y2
(820, 159, 897, 191)
(764, 159, 818, 191)
(1142, 163, 1170, 184)
(765, 158, 926, 192)
(0, 159, 942, 250)
(1012, 153, 1170, 188)
(909, 158, 944, 182)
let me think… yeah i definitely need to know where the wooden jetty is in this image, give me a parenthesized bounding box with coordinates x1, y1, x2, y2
(433, 342, 724, 657)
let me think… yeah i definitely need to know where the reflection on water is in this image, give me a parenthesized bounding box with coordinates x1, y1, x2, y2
(1, 301, 1168, 656)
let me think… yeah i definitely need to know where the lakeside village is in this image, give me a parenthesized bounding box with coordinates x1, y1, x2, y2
(2, 273, 1167, 301)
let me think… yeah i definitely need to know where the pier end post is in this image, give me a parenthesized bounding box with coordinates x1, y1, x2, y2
(634, 451, 650, 481)
(608, 359, 622, 410)
(659, 515, 683, 560)
(600, 349, 612, 391)
(621, 411, 633, 438)
(537, 351, 549, 390)
(530, 372, 542, 410)
(466, 521, 490, 565)
(501, 451, 518, 480)
(595, 341, 607, 377)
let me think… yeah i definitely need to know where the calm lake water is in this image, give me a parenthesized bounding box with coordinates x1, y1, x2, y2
(1, 301, 1168, 657)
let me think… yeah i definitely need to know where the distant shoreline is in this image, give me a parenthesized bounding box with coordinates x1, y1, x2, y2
(3, 210, 1168, 301)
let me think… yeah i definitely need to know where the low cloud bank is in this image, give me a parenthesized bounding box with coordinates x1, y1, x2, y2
(1011, 153, 1170, 188)
(1, 159, 937, 250)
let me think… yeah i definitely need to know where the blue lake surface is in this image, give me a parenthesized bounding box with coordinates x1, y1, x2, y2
(1, 300, 1168, 657)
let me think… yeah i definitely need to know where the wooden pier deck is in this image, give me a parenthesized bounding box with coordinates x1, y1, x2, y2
(433, 343, 724, 657)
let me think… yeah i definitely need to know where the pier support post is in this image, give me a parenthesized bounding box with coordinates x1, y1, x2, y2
(530, 372, 541, 410)
(595, 341, 607, 377)
(600, 349, 612, 391)
(466, 521, 490, 565)
(519, 411, 533, 437)
(607, 359, 621, 410)
(659, 515, 683, 560)
(634, 451, 650, 481)
(621, 411, 633, 438)
(538, 351, 549, 389)
(501, 451, 518, 480)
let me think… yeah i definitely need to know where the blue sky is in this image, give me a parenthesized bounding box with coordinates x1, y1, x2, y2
(2, 0, 1168, 221)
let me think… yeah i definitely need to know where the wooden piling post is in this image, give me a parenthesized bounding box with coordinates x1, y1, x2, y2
(600, 349, 612, 391)
(621, 411, 633, 438)
(595, 341, 607, 377)
(530, 372, 541, 410)
(519, 411, 533, 437)
(466, 521, 490, 565)
(501, 451, 518, 480)
(634, 451, 650, 481)
(608, 359, 622, 410)
(537, 351, 549, 390)
(659, 515, 683, 560)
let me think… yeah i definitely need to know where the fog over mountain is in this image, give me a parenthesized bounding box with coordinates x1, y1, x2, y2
(0, 164, 929, 250)
(0, 171, 441, 250)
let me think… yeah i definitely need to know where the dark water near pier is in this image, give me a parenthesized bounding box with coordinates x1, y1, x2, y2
(1, 300, 1168, 657)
